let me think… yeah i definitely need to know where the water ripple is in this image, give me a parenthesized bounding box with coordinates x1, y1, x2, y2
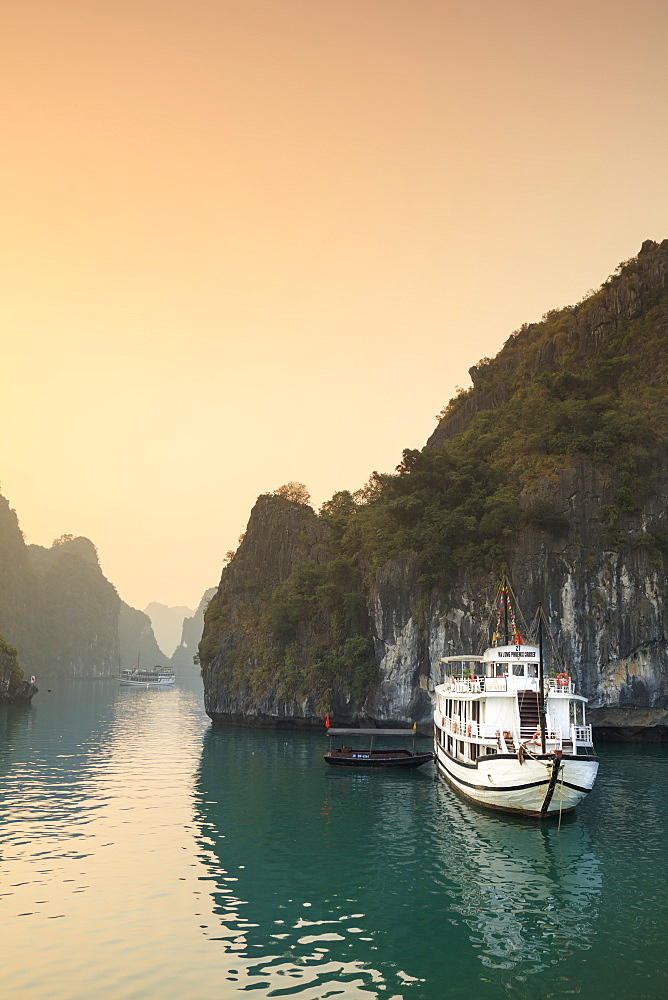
(2, 685, 668, 1000)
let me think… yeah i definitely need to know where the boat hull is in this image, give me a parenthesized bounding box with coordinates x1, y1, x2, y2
(434, 743, 598, 817)
(119, 677, 175, 687)
(324, 751, 434, 769)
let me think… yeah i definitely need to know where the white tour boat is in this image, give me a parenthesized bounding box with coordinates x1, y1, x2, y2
(119, 666, 176, 688)
(433, 581, 598, 818)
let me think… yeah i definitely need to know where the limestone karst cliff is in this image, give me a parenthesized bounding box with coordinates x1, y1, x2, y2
(199, 494, 374, 726)
(0, 494, 162, 679)
(200, 240, 668, 739)
(170, 588, 216, 674)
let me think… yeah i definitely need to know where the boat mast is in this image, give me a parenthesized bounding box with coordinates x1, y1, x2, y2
(503, 581, 510, 645)
(538, 603, 546, 753)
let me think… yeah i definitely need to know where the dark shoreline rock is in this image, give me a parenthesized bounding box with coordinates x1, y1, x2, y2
(208, 712, 434, 737)
(589, 707, 668, 743)
(0, 679, 38, 704)
(208, 711, 323, 730)
(209, 711, 663, 743)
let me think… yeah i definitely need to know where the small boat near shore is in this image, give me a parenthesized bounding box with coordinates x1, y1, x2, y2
(119, 666, 176, 688)
(433, 578, 598, 818)
(324, 728, 434, 769)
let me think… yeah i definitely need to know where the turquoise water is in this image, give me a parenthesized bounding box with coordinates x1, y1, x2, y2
(1, 678, 667, 1000)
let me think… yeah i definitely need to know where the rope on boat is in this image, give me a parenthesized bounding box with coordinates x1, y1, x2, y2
(540, 756, 565, 815)
(518, 741, 552, 768)
(558, 766, 566, 831)
(526, 603, 567, 672)
(476, 573, 531, 654)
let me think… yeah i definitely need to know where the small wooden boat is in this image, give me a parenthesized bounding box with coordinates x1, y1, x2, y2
(324, 728, 434, 769)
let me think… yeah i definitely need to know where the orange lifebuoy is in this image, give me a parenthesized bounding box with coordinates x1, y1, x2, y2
(532, 730, 542, 746)
(453, 721, 458, 734)
(556, 673, 570, 688)
(467, 724, 471, 737)
(441, 715, 445, 727)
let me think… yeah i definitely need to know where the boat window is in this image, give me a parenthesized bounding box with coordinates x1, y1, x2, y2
(495, 664, 505, 676)
(527, 664, 537, 677)
(512, 664, 524, 676)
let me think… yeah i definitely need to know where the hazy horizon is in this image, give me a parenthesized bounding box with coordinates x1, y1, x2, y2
(3, 0, 668, 609)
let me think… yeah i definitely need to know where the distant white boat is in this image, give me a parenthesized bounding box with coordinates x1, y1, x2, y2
(119, 667, 176, 688)
(433, 578, 598, 818)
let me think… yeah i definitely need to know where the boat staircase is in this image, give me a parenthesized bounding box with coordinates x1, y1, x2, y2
(518, 690, 540, 743)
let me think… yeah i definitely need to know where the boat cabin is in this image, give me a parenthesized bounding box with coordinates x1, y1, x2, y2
(436, 644, 592, 758)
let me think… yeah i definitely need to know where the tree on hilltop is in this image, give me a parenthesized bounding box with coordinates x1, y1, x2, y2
(273, 482, 311, 504)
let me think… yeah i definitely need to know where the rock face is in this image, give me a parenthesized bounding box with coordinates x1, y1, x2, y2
(201, 241, 668, 739)
(368, 457, 668, 731)
(0, 494, 162, 678)
(366, 551, 433, 725)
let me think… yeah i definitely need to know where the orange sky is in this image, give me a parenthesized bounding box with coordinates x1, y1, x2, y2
(2, 0, 668, 610)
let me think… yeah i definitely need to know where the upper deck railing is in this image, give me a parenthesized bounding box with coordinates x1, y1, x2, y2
(434, 713, 594, 754)
(438, 674, 575, 695)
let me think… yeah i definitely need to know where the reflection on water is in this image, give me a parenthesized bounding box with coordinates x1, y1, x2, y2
(432, 791, 600, 978)
(193, 727, 422, 999)
(1, 682, 667, 1000)
(0, 679, 224, 1000)
(193, 727, 604, 999)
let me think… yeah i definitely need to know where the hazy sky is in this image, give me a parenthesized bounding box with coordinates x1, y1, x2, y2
(2, 0, 667, 610)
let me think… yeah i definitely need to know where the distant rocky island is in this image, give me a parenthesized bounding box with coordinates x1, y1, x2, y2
(144, 602, 195, 657)
(200, 239, 668, 741)
(0, 486, 213, 699)
(0, 503, 163, 689)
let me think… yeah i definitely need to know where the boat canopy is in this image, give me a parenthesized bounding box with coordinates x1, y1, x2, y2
(327, 728, 421, 737)
(440, 655, 485, 663)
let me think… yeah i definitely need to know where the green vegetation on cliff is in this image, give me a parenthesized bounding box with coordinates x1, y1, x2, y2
(324, 244, 668, 587)
(200, 493, 377, 714)
(260, 557, 375, 707)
